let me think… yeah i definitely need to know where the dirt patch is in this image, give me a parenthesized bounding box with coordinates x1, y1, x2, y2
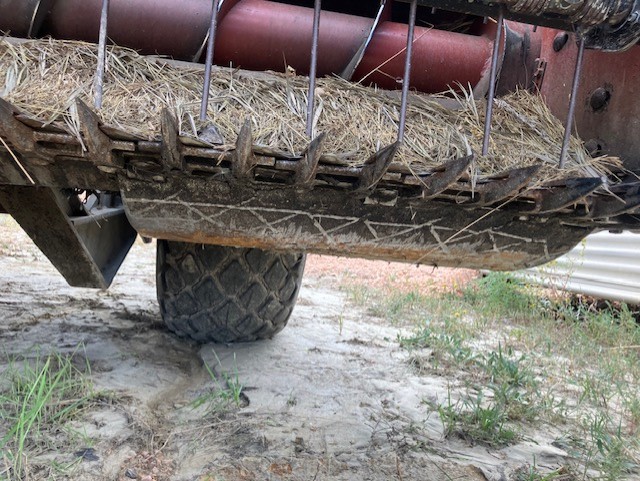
(0, 216, 572, 480)
(305, 255, 478, 296)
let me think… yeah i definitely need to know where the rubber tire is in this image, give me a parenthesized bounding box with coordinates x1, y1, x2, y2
(157, 240, 306, 343)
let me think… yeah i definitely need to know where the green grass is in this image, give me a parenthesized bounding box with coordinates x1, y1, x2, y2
(432, 389, 518, 447)
(457, 273, 542, 320)
(0, 349, 95, 479)
(345, 272, 640, 479)
(192, 351, 244, 414)
(513, 464, 575, 481)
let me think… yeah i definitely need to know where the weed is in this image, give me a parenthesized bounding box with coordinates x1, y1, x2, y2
(433, 390, 518, 447)
(513, 463, 574, 481)
(564, 412, 640, 481)
(351, 267, 640, 477)
(458, 273, 541, 320)
(193, 351, 244, 414)
(0, 349, 95, 479)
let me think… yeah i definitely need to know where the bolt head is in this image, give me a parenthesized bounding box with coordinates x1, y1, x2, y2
(553, 32, 569, 52)
(590, 87, 611, 112)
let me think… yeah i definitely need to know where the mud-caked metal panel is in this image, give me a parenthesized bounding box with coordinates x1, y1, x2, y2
(121, 175, 594, 271)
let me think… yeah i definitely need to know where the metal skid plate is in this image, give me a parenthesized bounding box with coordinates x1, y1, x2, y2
(122, 175, 593, 271)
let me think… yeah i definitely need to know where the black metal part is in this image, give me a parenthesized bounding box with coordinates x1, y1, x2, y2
(587, 189, 640, 218)
(553, 32, 570, 51)
(295, 133, 326, 187)
(233, 119, 256, 179)
(0, 186, 136, 288)
(355, 142, 400, 193)
(583, 0, 640, 51)
(122, 174, 596, 271)
(160, 109, 183, 171)
(75, 99, 126, 168)
(526, 177, 604, 213)
(0, 98, 50, 161)
(420, 155, 474, 198)
(466, 164, 542, 205)
(495, 22, 541, 96)
(398, 0, 639, 44)
(1, 83, 638, 275)
(589, 87, 612, 111)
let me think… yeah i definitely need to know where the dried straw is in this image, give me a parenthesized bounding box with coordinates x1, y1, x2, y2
(0, 38, 621, 183)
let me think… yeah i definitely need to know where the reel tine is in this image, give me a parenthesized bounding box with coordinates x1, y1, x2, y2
(481, 9, 504, 157)
(306, 0, 322, 138)
(94, 0, 109, 109)
(340, 0, 387, 81)
(398, 0, 417, 144)
(200, 0, 221, 121)
(559, 35, 585, 168)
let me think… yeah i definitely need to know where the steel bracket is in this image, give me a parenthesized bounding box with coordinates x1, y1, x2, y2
(0, 186, 136, 288)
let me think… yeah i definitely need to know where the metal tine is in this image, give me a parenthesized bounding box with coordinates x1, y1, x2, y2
(340, 0, 387, 81)
(355, 142, 400, 193)
(468, 164, 541, 206)
(306, 0, 322, 138)
(0, 99, 38, 184)
(481, 9, 504, 156)
(587, 193, 640, 219)
(160, 109, 183, 171)
(0, 98, 44, 158)
(398, 0, 417, 144)
(200, 0, 222, 121)
(75, 99, 111, 155)
(526, 177, 603, 214)
(421, 154, 474, 199)
(75, 99, 123, 168)
(295, 132, 326, 187)
(233, 118, 256, 179)
(559, 34, 585, 168)
(94, 0, 109, 109)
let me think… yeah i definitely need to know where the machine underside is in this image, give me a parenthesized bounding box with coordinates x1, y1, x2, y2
(1, 0, 639, 289)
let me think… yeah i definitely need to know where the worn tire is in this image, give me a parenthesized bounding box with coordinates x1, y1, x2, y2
(157, 240, 306, 343)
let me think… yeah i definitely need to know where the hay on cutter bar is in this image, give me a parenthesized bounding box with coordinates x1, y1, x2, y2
(0, 38, 621, 184)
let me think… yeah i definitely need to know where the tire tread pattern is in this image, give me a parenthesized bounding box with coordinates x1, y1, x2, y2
(157, 241, 305, 343)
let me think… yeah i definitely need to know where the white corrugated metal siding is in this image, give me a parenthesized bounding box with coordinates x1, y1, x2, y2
(520, 231, 640, 304)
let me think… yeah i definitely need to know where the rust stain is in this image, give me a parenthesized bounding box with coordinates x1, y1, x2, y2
(135, 227, 539, 270)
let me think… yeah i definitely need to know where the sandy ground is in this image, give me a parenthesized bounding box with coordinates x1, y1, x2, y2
(0, 216, 569, 481)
